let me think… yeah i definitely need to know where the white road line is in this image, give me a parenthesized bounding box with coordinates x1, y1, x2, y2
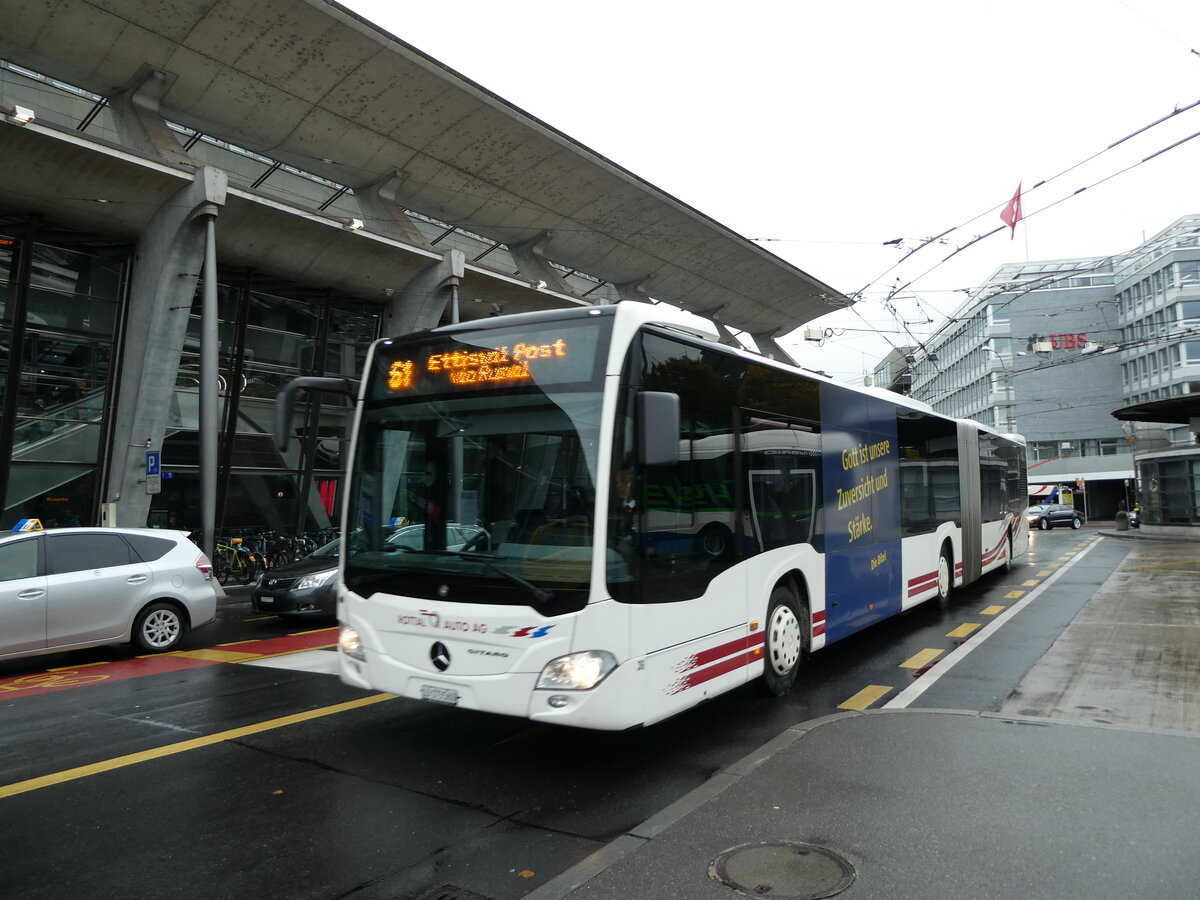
(242, 648, 340, 675)
(883, 538, 1102, 709)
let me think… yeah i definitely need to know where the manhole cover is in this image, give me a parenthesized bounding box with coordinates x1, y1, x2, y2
(418, 886, 492, 900)
(709, 841, 855, 899)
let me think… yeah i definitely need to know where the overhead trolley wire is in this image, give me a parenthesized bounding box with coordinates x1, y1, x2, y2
(851, 97, 1200, 306)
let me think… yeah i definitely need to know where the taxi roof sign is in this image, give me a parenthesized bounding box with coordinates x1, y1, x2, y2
(13, 518, 43, 532)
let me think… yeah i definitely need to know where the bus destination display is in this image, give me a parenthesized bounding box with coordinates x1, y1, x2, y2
(375, 321, 604, 398)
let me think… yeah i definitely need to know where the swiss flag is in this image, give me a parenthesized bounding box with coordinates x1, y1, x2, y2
(1000, 183, 1023, 239)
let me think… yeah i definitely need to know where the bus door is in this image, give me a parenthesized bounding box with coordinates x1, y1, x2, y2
(740, 422, 821, 553)
(746, 466, 818, 552)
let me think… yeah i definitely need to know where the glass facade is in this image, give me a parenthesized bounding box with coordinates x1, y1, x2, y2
(1115, 221, 1200, 414)
(1, 223, 380, 535)
(1137, 455, 1200, 526)
(2, 230, 122, 529)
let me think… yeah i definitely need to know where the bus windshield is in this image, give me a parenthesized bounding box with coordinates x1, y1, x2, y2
(344, 316, 612, 613)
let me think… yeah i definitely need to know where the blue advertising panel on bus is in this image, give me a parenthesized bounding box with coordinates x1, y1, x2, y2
(819, 383, 902, 641)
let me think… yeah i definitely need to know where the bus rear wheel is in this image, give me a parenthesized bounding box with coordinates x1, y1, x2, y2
(935, 546, 953, 610)
(762, 585, 806, 696)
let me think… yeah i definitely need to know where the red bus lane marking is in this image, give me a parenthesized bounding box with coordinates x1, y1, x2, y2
(0, 627, 338, 699)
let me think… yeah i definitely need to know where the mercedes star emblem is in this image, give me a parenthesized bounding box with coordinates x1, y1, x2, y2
(430, 641, 451, 672)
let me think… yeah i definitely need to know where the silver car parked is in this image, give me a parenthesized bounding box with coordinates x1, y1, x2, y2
(0, 527, 217, 662)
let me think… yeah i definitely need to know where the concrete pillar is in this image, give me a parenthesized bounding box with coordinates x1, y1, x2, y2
(748, 330, 798, 365)
(508, 231, 574, 295)
(103, 167, 227, 528)
(107, 66, 196, 168)
(690, 304, 739, 348)
(614, 276, 654, 305)
(355, 170, 435, 249)
(383, 248, 466, 337)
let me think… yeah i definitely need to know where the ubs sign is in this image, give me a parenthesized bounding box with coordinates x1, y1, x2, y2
(1049, 332, 1088, 349)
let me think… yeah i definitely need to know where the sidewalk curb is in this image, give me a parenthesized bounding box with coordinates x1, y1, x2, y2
(1097, 528, 1200, 542)
(522, 707, 1199, 900)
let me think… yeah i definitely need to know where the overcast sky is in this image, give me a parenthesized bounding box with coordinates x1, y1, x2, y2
(340, 0, 1200, 382)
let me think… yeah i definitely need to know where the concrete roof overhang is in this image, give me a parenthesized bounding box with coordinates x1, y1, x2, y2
(0, 0, 847, 337)
(0, 120, 583, 317)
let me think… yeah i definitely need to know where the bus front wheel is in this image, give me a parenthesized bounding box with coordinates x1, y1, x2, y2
(762, 586, 806, 696)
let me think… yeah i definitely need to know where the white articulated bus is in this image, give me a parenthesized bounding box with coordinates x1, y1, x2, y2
(276, 301, 1027, 730)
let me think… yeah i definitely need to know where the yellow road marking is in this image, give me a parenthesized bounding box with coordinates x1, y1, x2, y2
(1022, 580, 1040, 587)
(1005, 590, 1025, 599)
(900, 648, 943, 670)
(48, 661, 110, 670)
(1059, 555, 1074, 560)
(1036, 570, 1052, 576)
(0, 693, 394, 800)
(947, 623, 981, 639)
(1046, 563, 1061, 568)
(979, 605, 1005, 616)
(168, 648, 266, 663)
(839, 685, 893, 710)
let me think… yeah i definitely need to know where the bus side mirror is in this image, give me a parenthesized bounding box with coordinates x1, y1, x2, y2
(637, 391, 680, 467)
(273, 376, 358, 452)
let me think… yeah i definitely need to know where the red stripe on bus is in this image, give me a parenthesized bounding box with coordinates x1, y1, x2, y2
(812, 610, 826, 624)
(670, 650, 760, 694)
(981, 532, 1009, 565)
(813, 622, 826, 637)
(681, 631, 765, 670)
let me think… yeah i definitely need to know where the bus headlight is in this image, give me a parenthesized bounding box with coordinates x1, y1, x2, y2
(296, 568, 337, 590)
(536, 651, 617, 691)
(339, 625, 366, 661)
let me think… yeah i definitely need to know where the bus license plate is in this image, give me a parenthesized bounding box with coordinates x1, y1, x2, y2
(420, 684, 460, 706)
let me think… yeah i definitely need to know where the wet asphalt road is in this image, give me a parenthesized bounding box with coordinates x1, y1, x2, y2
(0, 528, 1120, 900)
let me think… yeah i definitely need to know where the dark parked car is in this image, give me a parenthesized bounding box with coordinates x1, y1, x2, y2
(1025, 503, 1084, 531)
(251, 523, 485, 618)
(252, 536, 341, 618)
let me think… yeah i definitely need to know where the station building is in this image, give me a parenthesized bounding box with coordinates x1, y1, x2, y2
(0, 0, 844, 538)
(905, 215, 1200, 523)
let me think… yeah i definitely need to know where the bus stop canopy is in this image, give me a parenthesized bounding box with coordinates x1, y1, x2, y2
(0, 0, 849, 340)
(1112, 396, 1200, 427)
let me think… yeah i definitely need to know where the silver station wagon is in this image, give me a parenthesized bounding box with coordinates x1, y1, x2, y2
(0, 527, 217, 661)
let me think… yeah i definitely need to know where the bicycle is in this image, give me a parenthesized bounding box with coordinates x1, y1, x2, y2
(214, 538, 259, 584)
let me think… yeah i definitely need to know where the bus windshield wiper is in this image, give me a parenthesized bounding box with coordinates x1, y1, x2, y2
(378, 547, 552, 605)
(483, 561, 553, 605)
(449, 554, 554, 605)
(433, 550, 555, 605)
